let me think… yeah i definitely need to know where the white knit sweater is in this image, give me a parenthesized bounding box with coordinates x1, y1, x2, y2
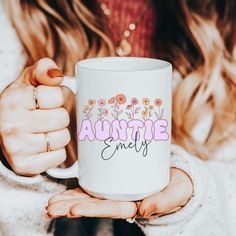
(0, 2, 236, 236)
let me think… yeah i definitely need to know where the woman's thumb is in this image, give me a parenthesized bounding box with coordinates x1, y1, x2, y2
(20, 58, 64, 86)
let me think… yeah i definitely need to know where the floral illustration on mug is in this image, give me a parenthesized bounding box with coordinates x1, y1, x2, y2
(125, 98, 141, 119)
(83, 99, 96, 119)
(141, 98, 153, 120)
(109, 94, 126, 119)
(154, 98, 164, 119)
(83, 95, 164, 121)
(97, 99, 109, 120)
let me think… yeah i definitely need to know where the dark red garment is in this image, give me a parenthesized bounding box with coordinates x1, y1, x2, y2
(98, 0, 157, 57)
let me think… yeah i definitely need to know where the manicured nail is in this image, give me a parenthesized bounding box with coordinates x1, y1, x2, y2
(47, 69, 63, 78)
(45, 212, 60, 219)
(142, 204, 157, 218)
(45, 213, 54, 219)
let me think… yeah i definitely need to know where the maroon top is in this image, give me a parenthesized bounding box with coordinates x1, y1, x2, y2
(98, 0, 156, 57)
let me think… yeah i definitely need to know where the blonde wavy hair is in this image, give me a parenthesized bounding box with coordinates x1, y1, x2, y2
(8, 0, 236, 160)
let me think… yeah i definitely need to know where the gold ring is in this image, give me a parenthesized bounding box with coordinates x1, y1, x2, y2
(126, 201, 139, 224)
(45, 133, 51, 152)
(33, 87, 40, 109)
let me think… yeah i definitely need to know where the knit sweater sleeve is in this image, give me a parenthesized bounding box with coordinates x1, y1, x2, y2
(136, 144, 236, 236)
(0, 159, 66, 236)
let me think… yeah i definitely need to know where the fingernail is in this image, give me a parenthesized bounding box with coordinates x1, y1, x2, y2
(142, 204, 157, 218)
(47, 69, 63, 78)
(45, 213, 54, 219)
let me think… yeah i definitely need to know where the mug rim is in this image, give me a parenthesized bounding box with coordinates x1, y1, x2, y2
(75, 57, 172, 73)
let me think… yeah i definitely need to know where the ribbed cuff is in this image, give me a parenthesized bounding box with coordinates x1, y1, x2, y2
(0, 160, 65, 193)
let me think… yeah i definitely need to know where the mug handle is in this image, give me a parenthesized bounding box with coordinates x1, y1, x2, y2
(46, 77, 79, 179)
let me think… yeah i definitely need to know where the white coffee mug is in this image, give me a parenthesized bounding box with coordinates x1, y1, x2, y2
(47, 57, 172, 201)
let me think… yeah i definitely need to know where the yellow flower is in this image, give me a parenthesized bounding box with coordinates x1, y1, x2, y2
(142, 110, 148, 118)
(88, 99, 96, 106)
(142, 98, 150, 105)
(83, 105, 89, 113)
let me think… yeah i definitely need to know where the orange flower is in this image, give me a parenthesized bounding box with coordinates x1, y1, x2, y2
(142, 98, 150, 105)
(108, 97, 115, 104)
(88, 99, 96, 106)
(154, 98, 162, 106)
(115, 94, 126, 105)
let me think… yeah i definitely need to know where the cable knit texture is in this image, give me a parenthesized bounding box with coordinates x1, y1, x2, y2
(1, 1, 236, 236)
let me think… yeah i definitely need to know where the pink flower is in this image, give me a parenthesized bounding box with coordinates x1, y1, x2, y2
(131, 98, 138, 106)
(154, 98, 162, 106)
(126, 104, 132, 110)
(98, 99, 106, 106)
(102, 108, 109, 116)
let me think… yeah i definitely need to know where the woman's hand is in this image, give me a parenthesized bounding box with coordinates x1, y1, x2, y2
(0, 58, 71, 176)
(46, 168, 193, 219)
(139, 168, 193, 218)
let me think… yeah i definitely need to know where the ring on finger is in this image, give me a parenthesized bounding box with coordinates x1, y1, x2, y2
(33, 86, 40, 109)
(45, 133, 51, 152)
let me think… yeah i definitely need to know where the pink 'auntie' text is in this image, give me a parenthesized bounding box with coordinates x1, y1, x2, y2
(78, 119, 169, 141)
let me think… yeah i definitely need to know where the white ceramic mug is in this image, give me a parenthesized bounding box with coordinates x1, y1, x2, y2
(47, 57, 172, 201)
